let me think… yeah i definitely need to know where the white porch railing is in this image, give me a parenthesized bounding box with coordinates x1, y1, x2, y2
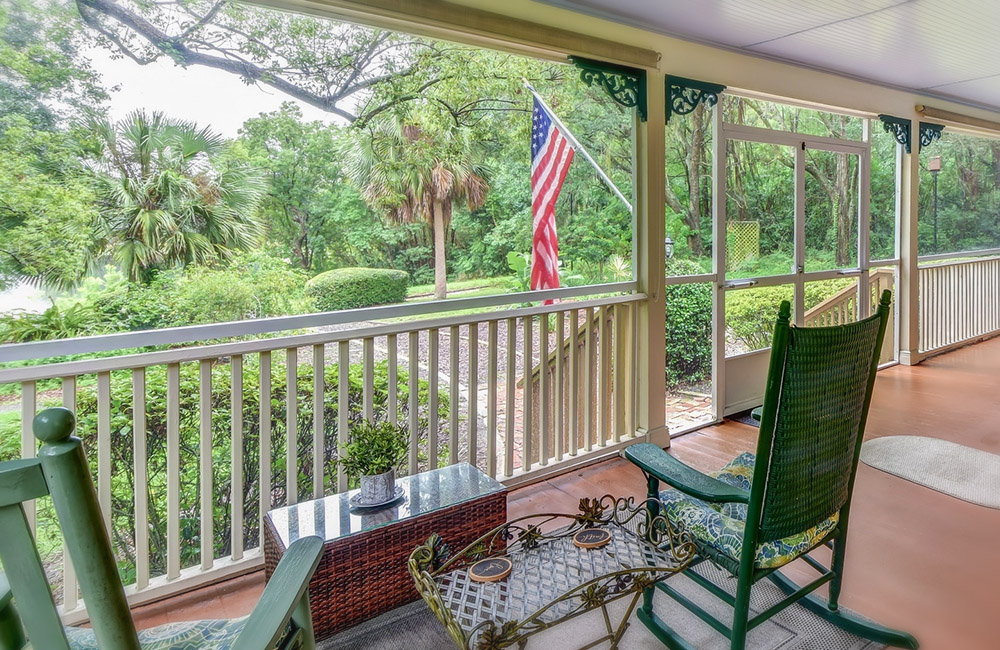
(0, 292, 642, 616)
(919, 255, 1000, 354)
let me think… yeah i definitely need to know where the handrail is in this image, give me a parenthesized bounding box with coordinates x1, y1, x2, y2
(918, 253, 1000, 269)
(0, 281, 636, 364)
(0, 293, 645, 384)
(918, 248, 1000, 265)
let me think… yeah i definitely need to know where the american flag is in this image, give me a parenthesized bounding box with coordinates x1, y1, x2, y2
(531, 95, 575, 299)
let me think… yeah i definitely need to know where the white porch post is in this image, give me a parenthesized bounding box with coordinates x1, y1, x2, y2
(635, 71, 668, 445)
(898, 119, 921, 365)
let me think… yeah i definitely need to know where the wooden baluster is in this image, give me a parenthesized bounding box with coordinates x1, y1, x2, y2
(132, 369, 149, 591)
(468, 324, 478, 468)
(449, 326, 460, 465)
(568, 309, 579, 457)
(165, 364, 180, 580)
(61, 376, 78, 606)
(539, 314, 549, 466)
(313, 345, 325, 499)
(258, 351, 272, 539)
(231, 355, 244, 561)
(504, 318, 516, 477)
(522, 316, 533, 472)
(408, 331, 419, 474)
(487, 321, 498, 477)
(554, 311, 565, 462)
(387, 334, 398, 427)
(337, 341, 349, 492)
(428, 329, 439, 470)
(199, 360, 213, 571)
(285, 348, 298, 504)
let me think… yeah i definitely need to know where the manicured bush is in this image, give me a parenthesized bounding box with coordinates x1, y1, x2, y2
(664, 258, 712, 389)
(306, 267, 408, 312)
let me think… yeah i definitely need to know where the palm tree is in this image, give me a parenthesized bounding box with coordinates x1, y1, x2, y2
(86, 110, 265, 282)
(344, 120, 489, 300)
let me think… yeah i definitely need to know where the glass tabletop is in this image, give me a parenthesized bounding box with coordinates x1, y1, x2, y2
(267, 462, 506, 548)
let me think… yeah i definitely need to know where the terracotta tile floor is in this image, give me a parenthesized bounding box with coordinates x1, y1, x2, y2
(133, 338, 1000, 650)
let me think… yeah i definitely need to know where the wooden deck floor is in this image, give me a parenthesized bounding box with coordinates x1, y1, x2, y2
(132, 337, 1000, 650)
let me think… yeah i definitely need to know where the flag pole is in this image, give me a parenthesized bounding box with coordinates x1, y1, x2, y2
(524, 79, 633, 213)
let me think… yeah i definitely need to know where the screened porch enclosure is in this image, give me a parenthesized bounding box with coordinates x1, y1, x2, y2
(4, 0, 1000, 636)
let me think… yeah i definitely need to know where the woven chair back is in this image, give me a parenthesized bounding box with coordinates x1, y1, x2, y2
(757, 303, 886, 543)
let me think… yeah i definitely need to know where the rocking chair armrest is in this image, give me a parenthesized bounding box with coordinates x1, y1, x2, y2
(233, 536, 323, 650)
(623, 443, 750, 504)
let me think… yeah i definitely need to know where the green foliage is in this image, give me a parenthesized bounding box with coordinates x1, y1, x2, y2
(664, 259, 712, 388)
(726, 279, 854, 350)
(0, 301, 99, 343)
(0, 116, 96, 289)
(336, 420, 409, 479)
(85, 110, 267, 283)
(90, 251, 308, 331)
(239, 103, 376, 272)
(306, 267, 408, 312)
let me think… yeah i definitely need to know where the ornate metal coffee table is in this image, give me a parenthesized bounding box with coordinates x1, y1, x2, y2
(408, 495, 695, 650)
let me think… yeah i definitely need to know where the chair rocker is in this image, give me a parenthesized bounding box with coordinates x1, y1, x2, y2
(624, 290, 918, 650)
(0, 407, 323, 650)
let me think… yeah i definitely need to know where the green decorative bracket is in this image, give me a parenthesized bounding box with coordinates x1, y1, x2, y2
(878, 114, 911, 153)
(919, 122, 945, 150)
(666, 75, 726, 123)
(569, 56, 647, 121)
(878, 114, 945, 152)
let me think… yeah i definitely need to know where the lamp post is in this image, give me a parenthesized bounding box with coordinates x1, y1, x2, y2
(929, 156, 942, 253)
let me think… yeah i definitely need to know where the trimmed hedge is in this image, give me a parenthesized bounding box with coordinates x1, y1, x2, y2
(664, 258, 712, 389)
(307, 267, 409, 312)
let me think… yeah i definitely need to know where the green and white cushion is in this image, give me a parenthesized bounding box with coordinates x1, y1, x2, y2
(57, 617, 248, 650)
(660, 452, 838, 571)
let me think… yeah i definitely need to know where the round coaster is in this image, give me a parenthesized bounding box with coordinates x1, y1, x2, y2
(573, 528, 612, 549)
(469, 557, 513, 583)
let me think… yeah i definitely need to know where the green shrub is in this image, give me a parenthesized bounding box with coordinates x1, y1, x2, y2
(0, 302, 100, 344)
(664, 259, 712, 389)
(89, 250, 309, 332)
(725, 279, 854, 350)
(307, 267, 408, 312)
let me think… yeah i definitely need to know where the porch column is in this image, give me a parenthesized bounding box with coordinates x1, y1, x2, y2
(898, 118, 921, 365)
(635, 72, 668, 445)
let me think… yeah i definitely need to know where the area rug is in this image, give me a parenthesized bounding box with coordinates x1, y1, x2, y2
(320, 562, 883, 649)
(861, 435, 1000, 508)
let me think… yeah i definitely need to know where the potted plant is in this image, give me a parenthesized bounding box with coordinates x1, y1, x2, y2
(337, 420, 409, 507)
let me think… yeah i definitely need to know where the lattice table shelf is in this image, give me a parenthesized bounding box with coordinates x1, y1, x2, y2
(408, 495, 696, 650)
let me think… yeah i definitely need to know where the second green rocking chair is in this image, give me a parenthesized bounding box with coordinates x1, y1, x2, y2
(624, 290, 918, 650)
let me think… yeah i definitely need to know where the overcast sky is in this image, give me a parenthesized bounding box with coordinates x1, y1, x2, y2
(87, 45, 343, 137)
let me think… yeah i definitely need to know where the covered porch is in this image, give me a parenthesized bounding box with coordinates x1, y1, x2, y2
(3, 0, 1000, 649)
(129, 336, 1000, 650)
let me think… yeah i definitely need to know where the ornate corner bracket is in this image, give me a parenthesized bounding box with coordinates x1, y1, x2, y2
(879, 114, 912, 153)
(666, 75, 726, 123)
(919, 122, 945, 151)
(569, 55, 647, 121)
(879, 115, 946, 153)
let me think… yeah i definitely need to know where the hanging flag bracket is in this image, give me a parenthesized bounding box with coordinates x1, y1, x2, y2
(523, 79, 633, 213)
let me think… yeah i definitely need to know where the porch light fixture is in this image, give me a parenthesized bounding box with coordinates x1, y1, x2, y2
(664, 236, 675, 260)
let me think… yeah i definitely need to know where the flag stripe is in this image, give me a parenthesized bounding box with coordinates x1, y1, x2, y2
(530, 96, 574, 302)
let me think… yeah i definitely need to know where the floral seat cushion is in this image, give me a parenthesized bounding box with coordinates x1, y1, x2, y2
(55, 617, 248, 650)
(660, 452, 838, 571)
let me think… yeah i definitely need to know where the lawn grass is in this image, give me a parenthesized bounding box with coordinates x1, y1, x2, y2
(406, 277, 508, 298)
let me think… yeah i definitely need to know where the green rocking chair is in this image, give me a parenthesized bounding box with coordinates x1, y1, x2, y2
(0, 407, 323, 650)
(624, 290, 918, 650)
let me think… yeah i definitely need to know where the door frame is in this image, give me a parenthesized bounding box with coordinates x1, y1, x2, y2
(711, 98, 873, 417)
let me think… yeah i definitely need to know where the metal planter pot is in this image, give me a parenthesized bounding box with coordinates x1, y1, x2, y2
(359, 469, 396, 506)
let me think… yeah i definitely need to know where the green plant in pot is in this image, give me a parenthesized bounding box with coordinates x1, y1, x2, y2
(337, 420, 409, 507)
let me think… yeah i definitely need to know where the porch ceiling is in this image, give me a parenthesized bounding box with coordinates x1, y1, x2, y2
(538, 0, 1000, 112)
